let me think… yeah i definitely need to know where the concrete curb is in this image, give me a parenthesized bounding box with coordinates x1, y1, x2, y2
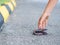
(0, 0, 16, 29)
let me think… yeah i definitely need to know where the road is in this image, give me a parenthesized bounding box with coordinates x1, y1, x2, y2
(0, 0, 60, 45)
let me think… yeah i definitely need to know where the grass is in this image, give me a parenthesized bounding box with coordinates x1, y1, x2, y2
(0, 0, 10, 6)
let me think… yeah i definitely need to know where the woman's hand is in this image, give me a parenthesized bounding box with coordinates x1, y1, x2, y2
(38, 15, 49, 30)
(38, 0, 58, 30)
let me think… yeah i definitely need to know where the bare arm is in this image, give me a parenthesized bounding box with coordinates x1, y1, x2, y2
(38, 0, 58, 30)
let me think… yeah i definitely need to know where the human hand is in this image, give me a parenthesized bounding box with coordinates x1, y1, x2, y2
(38, 15, 49, 30)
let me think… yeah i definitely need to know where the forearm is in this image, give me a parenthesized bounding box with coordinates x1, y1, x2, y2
(42, 0, 58, 17)
(38, 0, 58, 30)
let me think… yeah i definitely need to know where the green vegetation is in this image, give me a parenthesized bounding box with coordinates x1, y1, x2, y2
(0, 0, 10, 6)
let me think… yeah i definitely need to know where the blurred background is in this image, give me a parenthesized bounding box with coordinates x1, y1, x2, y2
(19, 0, 60, 3)
(0, 0, 60, 45)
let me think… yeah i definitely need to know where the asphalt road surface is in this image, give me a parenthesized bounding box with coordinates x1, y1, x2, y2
(0, 0, 60, 45)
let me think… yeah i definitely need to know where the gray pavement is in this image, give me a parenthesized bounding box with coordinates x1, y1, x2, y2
(0, 0, 60, 45)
